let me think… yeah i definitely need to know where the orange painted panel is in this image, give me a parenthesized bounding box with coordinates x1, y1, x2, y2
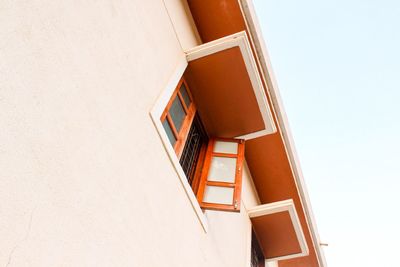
(187, 2, 321, 266)
(246, 134, 320, 267)
(251, 211, 301, 259)
(184, 47, 265, 138)
(187, 0, 247, 42)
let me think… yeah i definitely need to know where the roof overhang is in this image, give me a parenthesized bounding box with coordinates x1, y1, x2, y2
(184, 31, 276, 140)
(239, 1, 328, 266)
(186, 1, 327, 266)
(248, 199, 308, 262)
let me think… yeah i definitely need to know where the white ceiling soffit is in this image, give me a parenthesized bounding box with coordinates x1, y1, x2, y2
(248, 199, 309, 262)
(184, 31, 276, 140)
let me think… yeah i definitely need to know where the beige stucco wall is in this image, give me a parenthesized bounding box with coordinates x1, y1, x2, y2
(0, 0, 261, 266)
(163, 0, 202, 49)
(205, 161, 261, 267)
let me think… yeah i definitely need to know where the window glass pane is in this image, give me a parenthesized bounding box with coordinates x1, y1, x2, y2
(169, 96, 186, 132)
(213, 141, 238, 154)
(203, 186, 234, 205)
(207, 156, 237, 183)
(162, 119, 176, 146)
(179, 83, 191, 108)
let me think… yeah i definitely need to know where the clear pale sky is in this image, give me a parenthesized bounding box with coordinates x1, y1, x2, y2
(254, 1, 400, 266)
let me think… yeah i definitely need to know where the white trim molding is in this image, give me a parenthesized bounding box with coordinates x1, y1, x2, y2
(239, 1, 328, 266)
(248, 199, 309, 262)
(150, 56, 208, 232)
(185, 31, 277, 140)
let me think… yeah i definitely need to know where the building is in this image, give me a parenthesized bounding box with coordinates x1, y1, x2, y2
(0, 0, 327, 266)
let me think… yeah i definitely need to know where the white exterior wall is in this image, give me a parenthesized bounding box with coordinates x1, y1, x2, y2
(0, 1, 262, 267)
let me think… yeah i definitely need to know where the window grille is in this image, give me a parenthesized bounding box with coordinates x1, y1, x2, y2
(179, 114, 208, 185)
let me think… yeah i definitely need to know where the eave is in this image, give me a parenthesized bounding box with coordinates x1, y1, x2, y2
(186, 0, 327, 266)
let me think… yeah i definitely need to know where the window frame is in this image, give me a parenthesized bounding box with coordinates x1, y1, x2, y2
(196, 138, 245, 212)
(160, 78, 197, 159)
(150, 60, 208, 232)
(160, 77, 208, 193)
(178, 113, 209, 193)
(151, 60, 248, 231)
(157, 76, 246, 213)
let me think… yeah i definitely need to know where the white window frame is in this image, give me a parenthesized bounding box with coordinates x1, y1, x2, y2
(150, 56, 208, 232)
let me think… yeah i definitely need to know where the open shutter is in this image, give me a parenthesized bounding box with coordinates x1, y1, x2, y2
(196, 138, 245, 212)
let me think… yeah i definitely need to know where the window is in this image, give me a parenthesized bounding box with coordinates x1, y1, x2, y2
(179, 114, 208, 192)
(251, 229, 265, 267)
(196, 138, 245, 212)
(161, 78, 197, 159)
(160, 77, 246, 212)
(160, 79, 207, 191)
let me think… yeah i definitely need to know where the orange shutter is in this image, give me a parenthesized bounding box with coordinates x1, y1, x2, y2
(196, 138, 245, 212)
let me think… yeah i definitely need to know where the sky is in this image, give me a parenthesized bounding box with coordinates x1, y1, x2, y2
(253, 1, 400, 266)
